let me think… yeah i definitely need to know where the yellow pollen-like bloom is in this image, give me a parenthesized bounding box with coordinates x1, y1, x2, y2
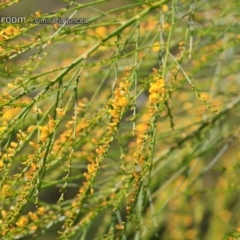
(16, 216, 29, 227)
(10, 142, 18, 148)
(37, 207, 45, 215)
(117, 97, 128, 107)
(29, 211, 38, 221)
(149, 92, 159, 102)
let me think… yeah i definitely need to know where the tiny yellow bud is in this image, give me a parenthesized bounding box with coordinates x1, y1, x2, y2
(10, 142, 18, 148)
(162, 4, 169, 12)
(16, 216, 29, 227)
(149, 92, 158, 102)
(35, 11, 41, 17)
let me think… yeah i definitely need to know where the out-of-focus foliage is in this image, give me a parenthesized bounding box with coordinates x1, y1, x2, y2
(0, 0, 240, 239)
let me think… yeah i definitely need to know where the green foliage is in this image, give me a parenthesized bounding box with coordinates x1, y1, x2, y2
(0, 0, 240, 239)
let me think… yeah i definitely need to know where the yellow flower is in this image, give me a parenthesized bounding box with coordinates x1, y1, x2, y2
(149, 83, 159, 93)
(0, 160, 4, 169)
(108, 109, 119, 119)
(1, 210, 7, 219)
(35, 11, 41, 17)
(83, 172, 90, 180)
(0, 33, 7, 42)
(0, 126, 7, 132)
(151, 42, 160, 52)
(115, 223, 125, 230)
(37, 207, 45, 215)
(30, 225, 38, 231)
(29, 211, 38, 221)
(56, 108, 65, 117)
(29, 141, 37, 148)
(10, 142, 18, 148)
(16, 216, 29, 227)
(2, 108, 20, 121)
(95, 146, 105, 155)
(0, 46, 4, 53)
(163, 23, 170, 30)
(162, 4, 169, 13)
(39, 126, 49, 142)
(4, 26, 20, 36)
(7, 83, 16, 89)
(135, 123, 148, 133)
(149, 79, 164, 93)
(27, 125, 36, 133)
(116, 97, 128, 107)
(1, 153, 8, 160)
(95, 26, 107, 37)
(136, 138, 143, 144)
(87, 163, 96, 174)
(149, 92, 159, 102)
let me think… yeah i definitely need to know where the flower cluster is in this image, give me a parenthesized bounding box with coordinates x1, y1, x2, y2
(90, 80, 130, 169)
(0, 26, 21, 41)
(108, 80, 130, 122)
(83, 163, 97, 181)
(38, 115, 55, 143)
(0, 206, 48, 237)
(60, 80, 131, 237)
(148, 76, 165, 103)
